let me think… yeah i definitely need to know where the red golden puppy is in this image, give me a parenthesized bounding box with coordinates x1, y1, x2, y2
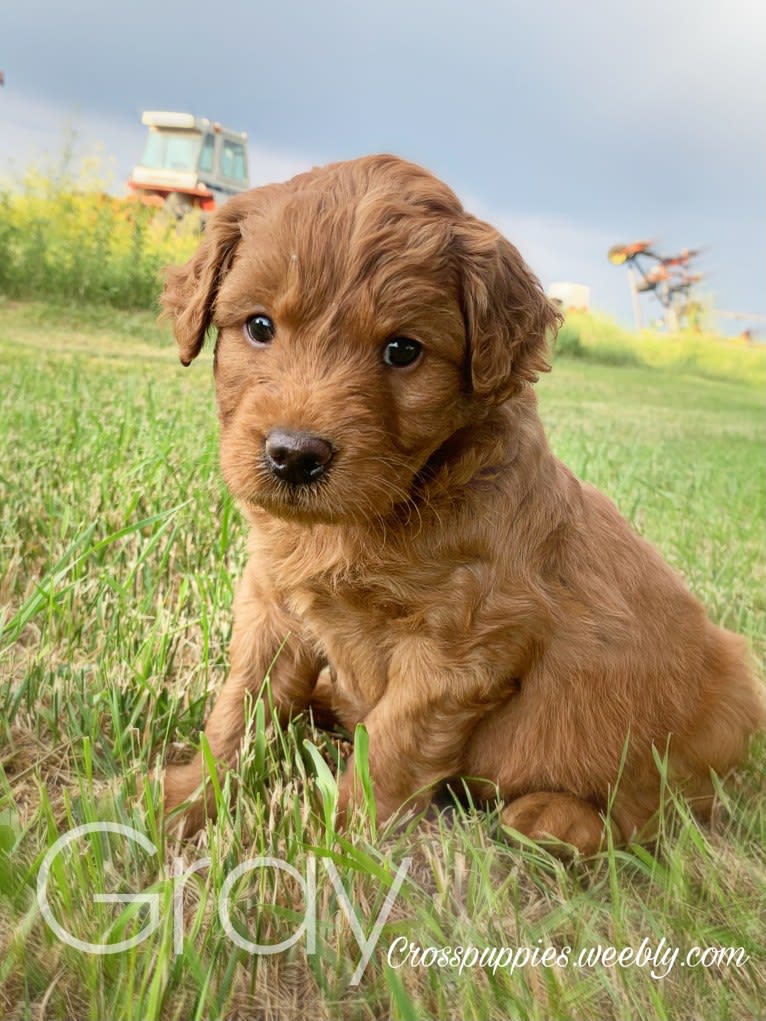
(160, 155, 763, 852)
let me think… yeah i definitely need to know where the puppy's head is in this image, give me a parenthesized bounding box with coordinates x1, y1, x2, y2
(162, 155, 560, 524)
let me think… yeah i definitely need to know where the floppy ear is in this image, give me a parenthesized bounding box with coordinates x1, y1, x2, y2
(161, 192, 254, 366)
(455, 216, 563, 403)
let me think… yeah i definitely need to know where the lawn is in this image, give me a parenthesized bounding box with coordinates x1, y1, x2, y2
(0, 298, 764, 1021)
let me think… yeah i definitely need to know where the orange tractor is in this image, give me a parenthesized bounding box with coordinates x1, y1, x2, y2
(128, 111, 250, 218)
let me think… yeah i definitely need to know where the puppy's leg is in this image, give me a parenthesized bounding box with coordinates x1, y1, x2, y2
(336, 670, 506, 827)
(163, 559, 321, 833)
(500, 792, 621, 857)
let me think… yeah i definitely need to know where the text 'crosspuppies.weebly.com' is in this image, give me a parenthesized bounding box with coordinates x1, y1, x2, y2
(386, 937, 751, 981)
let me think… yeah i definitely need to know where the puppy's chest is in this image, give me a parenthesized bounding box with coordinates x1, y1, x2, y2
(287, 577, 418, 701)
(267, 529, 501, 698)
(284, 556, 497, 707)
(286, 551, 453, 631)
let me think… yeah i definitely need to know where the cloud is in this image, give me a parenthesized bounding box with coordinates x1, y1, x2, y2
(460, 191, 626, 315)
(247, 146, 315, 189)
(0, 92, 143, 188)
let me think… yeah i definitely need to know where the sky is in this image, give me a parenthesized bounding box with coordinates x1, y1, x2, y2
(1, 0, 764, 332)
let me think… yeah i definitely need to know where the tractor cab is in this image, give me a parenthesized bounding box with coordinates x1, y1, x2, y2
(128, 111, 249, 215)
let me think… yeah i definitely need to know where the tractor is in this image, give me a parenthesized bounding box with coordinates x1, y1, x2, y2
(128, 111, 250, 218)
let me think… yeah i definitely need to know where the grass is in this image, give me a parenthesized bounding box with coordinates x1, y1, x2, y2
(555, 311, 765, 386)
(0, 297, 764, 1021)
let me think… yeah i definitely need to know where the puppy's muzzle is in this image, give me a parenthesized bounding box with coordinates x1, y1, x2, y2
(264, 429, 334, 486)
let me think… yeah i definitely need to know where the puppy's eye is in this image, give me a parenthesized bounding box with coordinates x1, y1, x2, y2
(383, 337, 422, 368)
(245, 314, 276, 345)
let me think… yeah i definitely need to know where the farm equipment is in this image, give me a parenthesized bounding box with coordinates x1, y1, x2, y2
(128, 111, 250, 217)
(608, 240, 704, 330)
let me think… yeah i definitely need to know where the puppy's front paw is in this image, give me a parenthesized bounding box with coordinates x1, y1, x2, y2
(163, 757, 218, 836)
(500, 791, 619, 857)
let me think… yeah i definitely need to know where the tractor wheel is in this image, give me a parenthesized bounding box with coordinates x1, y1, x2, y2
(163, 192, 194, 221)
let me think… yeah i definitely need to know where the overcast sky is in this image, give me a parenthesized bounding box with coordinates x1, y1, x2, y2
(2, 0, 764, 330)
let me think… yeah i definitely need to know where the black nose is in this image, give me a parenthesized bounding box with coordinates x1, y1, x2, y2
(264, 429, 334, 485)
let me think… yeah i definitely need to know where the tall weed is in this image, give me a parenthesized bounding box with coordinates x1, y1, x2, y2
(0, 146, 198, 309)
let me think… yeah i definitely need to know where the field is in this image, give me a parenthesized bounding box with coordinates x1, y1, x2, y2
(0, 296, 764, 1021)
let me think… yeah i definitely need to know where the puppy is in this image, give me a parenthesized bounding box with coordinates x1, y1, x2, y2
(160, 154, 763, 852)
